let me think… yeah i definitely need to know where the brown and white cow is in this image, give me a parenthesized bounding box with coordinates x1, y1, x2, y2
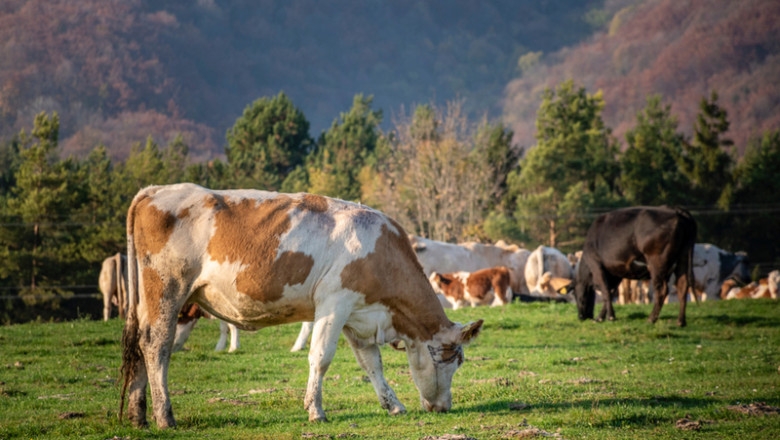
(721, 270, 779, 300)
(99, 253, 128, 321)
(291, 236, 527, 352)
(119, 183, 483, 428)
(428, 267, 513, 309)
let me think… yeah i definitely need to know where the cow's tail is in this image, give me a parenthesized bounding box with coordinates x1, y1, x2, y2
(677, 207, 698, 304)
(119, 188, 152, 421)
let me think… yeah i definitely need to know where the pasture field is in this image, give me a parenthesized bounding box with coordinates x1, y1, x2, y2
(1, 299, 779, 439)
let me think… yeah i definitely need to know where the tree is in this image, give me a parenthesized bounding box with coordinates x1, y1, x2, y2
(507, 80, 622, 249)
(719, 131, 780, 275)
(366, 101, 499, 242)
(678, 91, 734, 208)
(301, 94, 383, 201)
(0, 112, 78, 299)
(620, 95, 690, 206)
(225, 92, 312, 190)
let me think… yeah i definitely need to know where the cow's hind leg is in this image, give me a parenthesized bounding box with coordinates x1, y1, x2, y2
(305, 306, 350, 422)
(675, 273, 688, 327)
(343, 331, 406, 416)
(140, 309, 179, 429)
(122, 313, 148, 427)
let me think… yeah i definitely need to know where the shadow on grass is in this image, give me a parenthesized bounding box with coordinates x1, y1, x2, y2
(700, 314, 780, 327)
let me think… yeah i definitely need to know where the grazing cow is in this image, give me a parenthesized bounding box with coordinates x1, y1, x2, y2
(172, 303, 241, 353)
(428, 267, 513, 309)
(524, 246, 574, 298)
(99, 253, 128, 321)
(721, 270, 779, 300)
(574, 206, 697, 327)
(292, 237, 527, 352)
(119, 183, 483, 428)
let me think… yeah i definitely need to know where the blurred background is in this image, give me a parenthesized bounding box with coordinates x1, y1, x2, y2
(1, 0, 778, 322)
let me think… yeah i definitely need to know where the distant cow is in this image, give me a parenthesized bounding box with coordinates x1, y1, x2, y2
(428, 267, 513, 309)
(574, 206, 697, 327)
(119, 184, 483, 428)
(409, 236, 530, 294)
(721, 270, 779, 300)
(525, 245, 574, 298)
(99, 253, 127, 321)
(690, 244, 751, 300)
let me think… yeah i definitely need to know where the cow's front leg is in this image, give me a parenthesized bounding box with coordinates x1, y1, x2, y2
(291, 321, 313, 352)
(305, 310, 349, 422)
(343, 332, 406, 416)
(647, 276, 668, 324)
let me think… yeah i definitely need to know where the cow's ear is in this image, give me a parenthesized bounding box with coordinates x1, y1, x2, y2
(459, 319, 483, 345)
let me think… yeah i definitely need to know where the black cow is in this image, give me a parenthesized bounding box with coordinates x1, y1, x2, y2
(574, 206, 697, 327)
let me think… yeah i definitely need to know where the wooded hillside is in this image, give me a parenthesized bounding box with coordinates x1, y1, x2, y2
(504, 0, 780, 153)
(0, 0, 602, 160)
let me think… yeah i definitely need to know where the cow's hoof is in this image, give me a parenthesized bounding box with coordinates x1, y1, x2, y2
(677, 320, 687, 327)
(608, 316, 616, 322)
(309, 414, 328, 423)
(595, 317, 604, 323)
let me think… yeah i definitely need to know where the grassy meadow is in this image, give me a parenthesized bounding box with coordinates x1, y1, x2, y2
(1, 299, 779, 439)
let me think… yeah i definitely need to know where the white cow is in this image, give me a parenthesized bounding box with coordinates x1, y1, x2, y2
(290, 236, 528, 352)
(524, 245, 574, 298)
(119, 183, 483, 428)
(666, 243, 751, 302)
(99, 253, 127, 321)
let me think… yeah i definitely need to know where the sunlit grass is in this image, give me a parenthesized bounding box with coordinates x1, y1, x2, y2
(0, 299, 778, 439)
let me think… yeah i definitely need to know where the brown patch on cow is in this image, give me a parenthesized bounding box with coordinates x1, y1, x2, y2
(207, 195, 316, 302)
(142, 267, 164, 325)
(177, 207, 191, 220)
(340, 221, 452, 341)
(301, 194, 329, 212)
(134, 197, 177, 256)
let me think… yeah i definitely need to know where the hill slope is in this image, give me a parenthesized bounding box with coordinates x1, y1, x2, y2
(503, 0, 780, 153)
(0, 0, 602, 160)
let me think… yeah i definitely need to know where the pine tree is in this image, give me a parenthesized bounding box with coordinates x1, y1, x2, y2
(507, 80, 622, 249)
(302, 94, 383, 201)
(225, 92, 312, 190)
(0, 112, 77, 299)
(678, 91, 734, 208)
(620, 95, 690, 206)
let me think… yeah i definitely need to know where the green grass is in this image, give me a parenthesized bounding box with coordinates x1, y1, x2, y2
(1, 299, 779, 439)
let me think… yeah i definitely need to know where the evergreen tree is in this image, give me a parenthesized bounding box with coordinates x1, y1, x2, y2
(225, 92, 312, 190)
(302, 94, 383, 201)
(0, 112, 78, 299)
(507, 80, 622, 249)
(620, 95, 690, 206)
(721, 131, 780, 274)
(678, 91, 734, 208)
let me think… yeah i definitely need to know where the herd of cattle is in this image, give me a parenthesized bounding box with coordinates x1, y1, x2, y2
(104, 184, 777, 428)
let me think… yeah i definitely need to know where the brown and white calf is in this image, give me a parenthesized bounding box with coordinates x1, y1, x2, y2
(721, 270, 779, 300)
(119, 183, 483, 428)
(428, 267, 513, 309)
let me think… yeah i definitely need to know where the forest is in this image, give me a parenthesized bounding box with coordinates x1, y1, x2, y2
(1, 83, 778, 323)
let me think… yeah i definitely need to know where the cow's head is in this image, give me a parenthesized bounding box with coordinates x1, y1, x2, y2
(405, 320, 483, 413)
(573, 261, 595, 320)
